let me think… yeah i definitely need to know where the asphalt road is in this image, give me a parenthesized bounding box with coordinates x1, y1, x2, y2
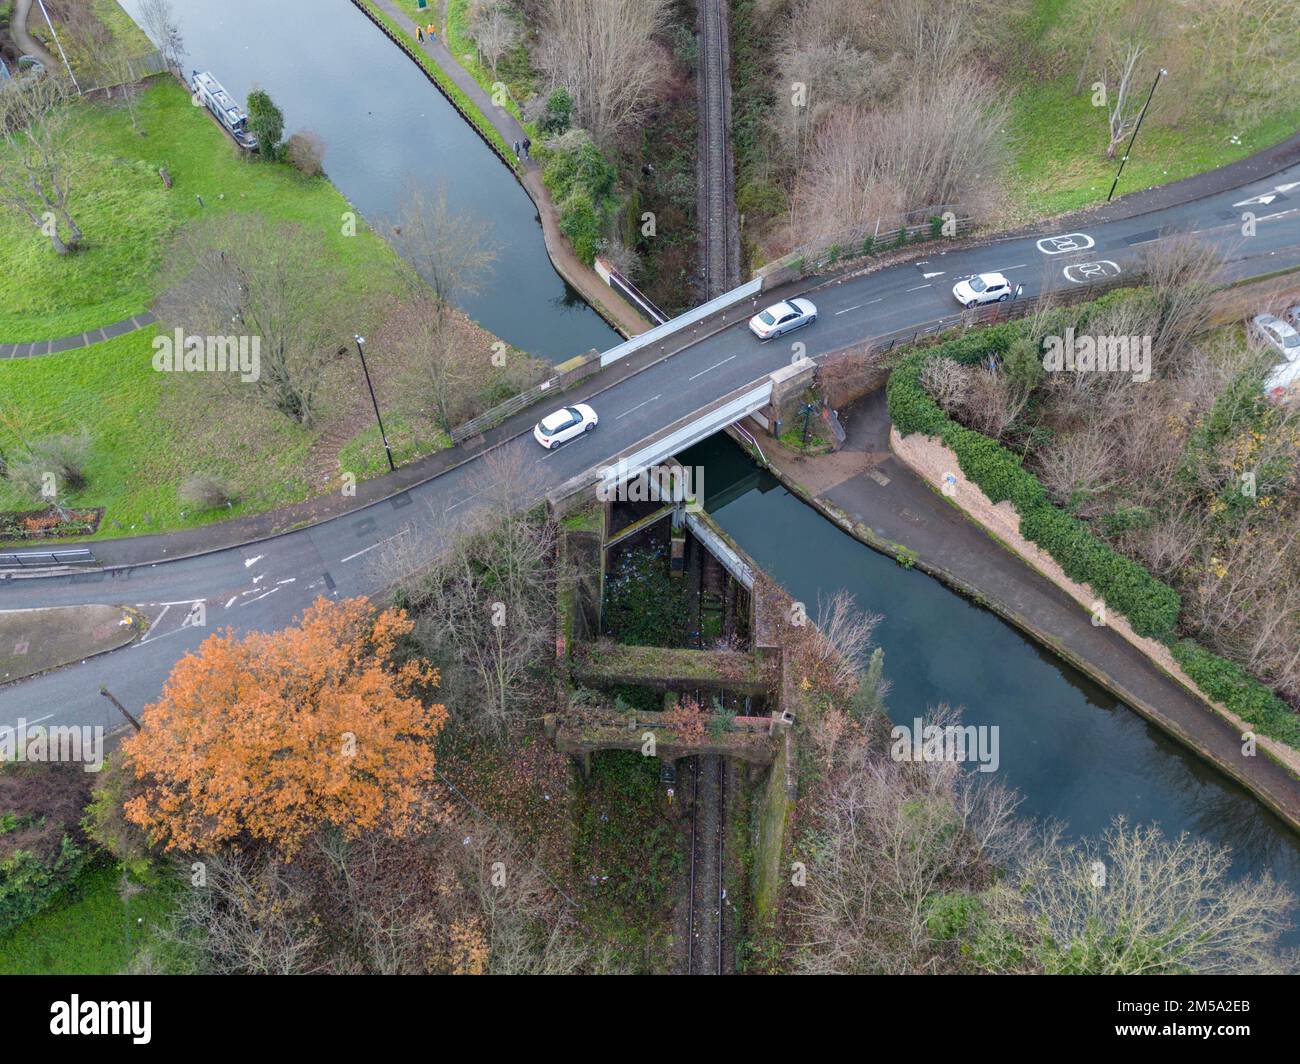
(5, 164, 1300, 732)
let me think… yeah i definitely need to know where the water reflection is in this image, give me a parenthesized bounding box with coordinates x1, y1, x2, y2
(122, 0, 620, 361)
(685, 434, 1300, 945)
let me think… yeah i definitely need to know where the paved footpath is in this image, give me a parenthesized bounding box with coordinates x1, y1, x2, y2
(0, 311, 157, 357)
(751, 389, 1300, 826)
(365, 0, 651, 337)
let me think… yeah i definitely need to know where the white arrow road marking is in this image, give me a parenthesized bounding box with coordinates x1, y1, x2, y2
(224, 596, 237, 609)
(243, 555, 263, 568)
(1234, 182, 1300, 208)
(922, 271, 945, 279)
(241, 587, 281, 606)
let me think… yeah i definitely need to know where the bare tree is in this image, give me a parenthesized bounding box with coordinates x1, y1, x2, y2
(790, 68, 1009, 242)
(999, 818, 1297, 974)
(469, 0, 520, 74)
(375, 297, 478, 434)
(137, 0, 187, 72)
(534, 0, 671, 146)
(154, 214, 350, 425)
(0, 74, 83, 254)
(391, 181, 497, 322)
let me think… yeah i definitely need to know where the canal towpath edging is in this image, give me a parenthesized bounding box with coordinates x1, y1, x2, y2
(730, 389, 1300, 833)
(353, 0, 653, 339)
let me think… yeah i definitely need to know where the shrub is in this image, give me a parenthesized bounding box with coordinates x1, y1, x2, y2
(246, 88, 285, 160)
(0, 762, 94, 936)
(541, 88, 572, 134)
(559, 188, 603, 265)
(1170, 641, 1300, 748)
(178, 473, 235, 511)
(542, 128, 615, 203)
(5, 430, 92, 501)
(284, 129, 326, 177)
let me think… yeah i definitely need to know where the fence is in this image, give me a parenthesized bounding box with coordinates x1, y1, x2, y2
(759, 204, 969, 280)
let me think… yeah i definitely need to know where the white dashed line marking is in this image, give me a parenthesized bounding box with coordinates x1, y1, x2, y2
(615, 394, 662, 419)
(688, 355, 736, 381)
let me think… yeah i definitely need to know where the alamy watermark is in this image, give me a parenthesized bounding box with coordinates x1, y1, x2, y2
(1, 718, 104, 773)
(596, 461, 704, 513)
(152, 328, 261, 383)
(1042, 327, 1151, 383)
(889, 716, 1000, 773)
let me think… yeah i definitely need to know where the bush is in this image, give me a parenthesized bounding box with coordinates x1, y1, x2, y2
(888, 334, 1180, 641)
(558, 188, 603, 265)
(1170, 641, 1300, 748)
(541, 88, 572, 134)
(0, 762, 94, 936)
(179, 473, 235, 511)
(284, 129, 326, 177)
(5, 430, 92, 502)
(542, 128, 616, 204)
(246, 88, 285, 161)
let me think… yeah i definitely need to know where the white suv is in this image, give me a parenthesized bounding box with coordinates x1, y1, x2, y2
(952, 272, 1013, 308)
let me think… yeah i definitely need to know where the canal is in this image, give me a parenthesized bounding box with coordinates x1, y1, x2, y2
(686, 435, 1300, 944)
(121, 0, 620, 362)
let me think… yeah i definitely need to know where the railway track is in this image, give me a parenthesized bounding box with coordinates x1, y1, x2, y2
(686, 752, 726, 975)
(697, 0, 740, 299)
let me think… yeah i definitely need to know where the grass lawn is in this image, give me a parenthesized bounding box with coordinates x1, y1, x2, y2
(0, 861, 180, 975)
(0, 76, 403, 342)
(1000, 0, 1300, 219)
(0, 77, 491, 541)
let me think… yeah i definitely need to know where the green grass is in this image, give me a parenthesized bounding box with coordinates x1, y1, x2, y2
(1000, 0, 1300, 218)
(0, 861, 179, 975)
(0, 77, 461, 541)
(337, 415, 452, 479)
(0, 76, 404, 342)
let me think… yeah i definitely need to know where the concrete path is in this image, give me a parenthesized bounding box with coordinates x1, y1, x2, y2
(0, 311, 156, 356)
(364, 0, 652, 337)
(11, 0, 59, 72)
(751, 391, 1300, 825)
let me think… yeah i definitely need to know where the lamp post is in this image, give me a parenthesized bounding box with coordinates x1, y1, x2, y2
(1107, 68, 1167, 203)
(354, 335, 395, 473)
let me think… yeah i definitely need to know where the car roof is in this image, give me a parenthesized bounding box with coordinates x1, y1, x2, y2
(1254, 313, 1288, 329)
(766, 301, 795, 315)
(540, 409, 576, 430)
(981, 272, 1009, 285)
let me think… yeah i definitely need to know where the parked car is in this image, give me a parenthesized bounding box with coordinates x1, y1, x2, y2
(748, 298, 817, 340)
(952, 272, 1013, 308)
(1279, 305, 1300, 331)
(533, 403, 598, 449)
(1251, 313, 1300, 360)
(1263, 357, 1300, 403)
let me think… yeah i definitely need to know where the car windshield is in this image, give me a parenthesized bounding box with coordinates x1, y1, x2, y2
(758, 311, 776, 325)
(969, 277, 988, 293)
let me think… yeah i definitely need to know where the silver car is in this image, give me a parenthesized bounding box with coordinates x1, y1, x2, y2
(1251, 314, 1300, 360)
(749, 298, 817, 340)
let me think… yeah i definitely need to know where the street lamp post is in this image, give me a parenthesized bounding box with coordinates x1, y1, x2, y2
(354, 335, 395, 473)
(1107, 68, 1167, 203)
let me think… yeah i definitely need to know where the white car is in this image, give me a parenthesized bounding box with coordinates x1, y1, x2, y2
(533, 403, 598, 449)
(952, 272, 1013, 308)
(749, 298, 817, 340)
(1251, 313, 1300, 360)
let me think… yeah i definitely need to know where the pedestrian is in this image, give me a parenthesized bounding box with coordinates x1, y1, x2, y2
(522, 136, 531, 158)
(514, 140, 521, 158)
(416, 26, 423, 42)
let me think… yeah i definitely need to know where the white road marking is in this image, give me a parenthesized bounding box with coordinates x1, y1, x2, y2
(224, 596, 237, 609)
(906, 284, 931, 292)
(835, 298, 882, 315)
(340, 528, 409, 564)
(140, 605, 170, 643)
(996, 263, 1028, 272)
(615, 394, 662, 419)
(243, 555, 263, 568)
(539, 435, 589, 461)
(688, 355, 736, 381)
(921, 271, 945, 279)
(447, 488, 486, 511)
(240, 587, 281, 607)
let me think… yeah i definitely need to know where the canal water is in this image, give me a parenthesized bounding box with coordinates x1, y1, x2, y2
(685, 435, 1300, 944)
(121, 0, 620, 361)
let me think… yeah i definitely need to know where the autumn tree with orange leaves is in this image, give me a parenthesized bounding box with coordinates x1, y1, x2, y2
(122, 596, 445, 858)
